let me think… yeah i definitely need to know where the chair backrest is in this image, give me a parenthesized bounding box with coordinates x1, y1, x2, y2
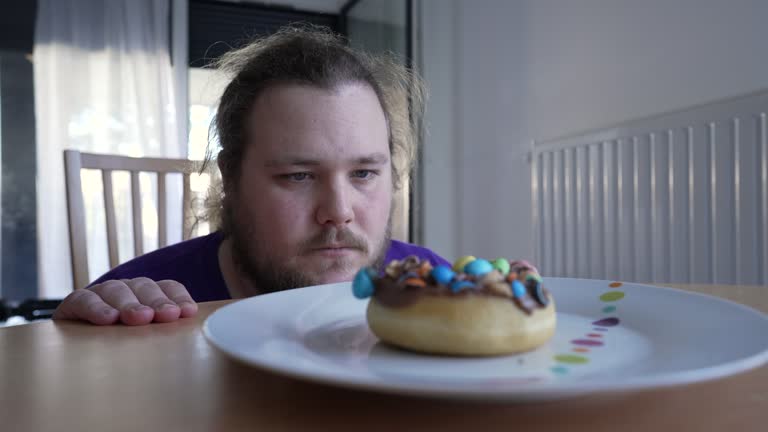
(64, 150, 201, 290)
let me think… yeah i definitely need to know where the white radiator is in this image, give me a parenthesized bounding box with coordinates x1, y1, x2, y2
(531, 91, 768, 284)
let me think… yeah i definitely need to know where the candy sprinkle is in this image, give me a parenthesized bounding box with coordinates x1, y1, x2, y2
(512, 280, 526, 298)
(352, 268, 376, 299)
(450, 280, 475, 293)
(464, 259, 494, 276)
(452, 255, 476, 273)
(431, 265, 456, 285)
(491, 258, 511, 276)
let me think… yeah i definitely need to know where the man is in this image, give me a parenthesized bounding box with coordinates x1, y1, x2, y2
(53, 27, 449, 326)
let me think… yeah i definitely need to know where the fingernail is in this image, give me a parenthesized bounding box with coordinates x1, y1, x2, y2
(131, 305, 150, 312)
(102, 307, 116, 316)
(159, 303, 177, 311)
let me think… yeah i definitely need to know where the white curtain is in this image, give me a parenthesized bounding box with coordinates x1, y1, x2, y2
(34, 0, 185, 297)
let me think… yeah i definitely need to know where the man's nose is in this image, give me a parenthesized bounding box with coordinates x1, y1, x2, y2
(315, 179, 354, 227)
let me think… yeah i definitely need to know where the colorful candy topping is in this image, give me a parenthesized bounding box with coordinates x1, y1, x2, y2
(511, 280, 527, 298)
(452, 255, 477, 273)
(530, 281, 549, 306)
(430, 265, 455, 285)
(352, 267, 376, 299)
(403, 277, 426, 288)
(464, 258, 493, 276)
(491, 258, 511, 276)
(450, 280, 476, 293)
(352, 255, 549, 314)
(526, 273, 543, 283)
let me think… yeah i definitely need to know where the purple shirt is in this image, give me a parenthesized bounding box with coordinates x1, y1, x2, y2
(91, 232, 449, 302)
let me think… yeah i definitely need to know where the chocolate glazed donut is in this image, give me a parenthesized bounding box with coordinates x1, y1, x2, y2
(353, 256, 556, 356)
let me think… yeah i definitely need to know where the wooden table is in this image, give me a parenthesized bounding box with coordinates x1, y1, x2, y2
(1, 284, 766, 432)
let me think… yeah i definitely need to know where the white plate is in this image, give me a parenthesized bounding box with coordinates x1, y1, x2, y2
(203, 278, 768, 401)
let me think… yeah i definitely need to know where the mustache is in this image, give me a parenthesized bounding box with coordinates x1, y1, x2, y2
(299, 227, 369, 253)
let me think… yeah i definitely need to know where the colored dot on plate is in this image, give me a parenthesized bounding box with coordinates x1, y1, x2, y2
(609, 282, 623, 288)
(573, 347, 590, 353)
(554, 354, 589, 364)
(592, 317, 621, 327)
(600, 291, 625, 302)
(571, 339, 604, 347)
(588, 333, 603, 338)
(551, 366, 569, 375)
(603, 305, 617, 313)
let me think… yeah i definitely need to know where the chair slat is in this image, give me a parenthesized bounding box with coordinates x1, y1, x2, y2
(158, 173, 168, 248)
(64, 150, 90, 290)
(131, 171, 144, 256)
(182, 173, 191, 240)
(102, 170, 120, 268)
(80, 152, 190, 173)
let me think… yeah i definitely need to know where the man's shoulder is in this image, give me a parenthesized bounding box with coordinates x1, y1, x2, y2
(90, 232, 223, 285)
(385, 240, 450, 266)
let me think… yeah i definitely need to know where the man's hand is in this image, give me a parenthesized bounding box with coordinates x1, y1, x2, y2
(52, 278, 198, 325)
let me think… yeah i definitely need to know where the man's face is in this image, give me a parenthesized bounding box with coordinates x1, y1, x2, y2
(227, 83, 393, 293)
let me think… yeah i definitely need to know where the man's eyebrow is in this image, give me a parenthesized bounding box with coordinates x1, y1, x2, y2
(355, 153, 390, 165)
(263, 157, 320, 167)
(264, 153, 390, 167)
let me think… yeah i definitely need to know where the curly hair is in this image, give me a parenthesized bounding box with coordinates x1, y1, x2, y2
(200, 25, 425, 234)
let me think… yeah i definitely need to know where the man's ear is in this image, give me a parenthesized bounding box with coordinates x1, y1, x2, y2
(217, 157, 230, 190)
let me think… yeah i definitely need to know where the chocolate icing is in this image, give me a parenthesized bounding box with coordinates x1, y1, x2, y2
(371, 256, 551, 313)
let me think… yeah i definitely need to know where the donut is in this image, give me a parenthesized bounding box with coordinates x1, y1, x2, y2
(352, 255, 556, 356)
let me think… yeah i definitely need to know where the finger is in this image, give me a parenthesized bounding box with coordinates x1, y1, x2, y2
(157, 280, 198, 318)
(129, 277, 182, 323)
(52, 289, 120, 325)
(90, 280, 154, 325)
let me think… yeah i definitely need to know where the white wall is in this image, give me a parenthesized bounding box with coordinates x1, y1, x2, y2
(524, 0, 768, 143)
(418, 0, 460, 261)
(419, 0, 768, 266)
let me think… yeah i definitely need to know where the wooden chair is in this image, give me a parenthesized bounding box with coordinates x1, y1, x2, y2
(64, 150, 202, 290)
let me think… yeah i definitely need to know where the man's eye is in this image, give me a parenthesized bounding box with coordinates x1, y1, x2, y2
(351, 170, 377, 179)
(282, 172, 312, 182)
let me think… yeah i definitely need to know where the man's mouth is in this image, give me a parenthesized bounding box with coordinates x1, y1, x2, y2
(309, 245, 360, 256)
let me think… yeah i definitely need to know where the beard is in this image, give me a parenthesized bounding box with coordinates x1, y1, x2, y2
(225, 199, 391, 295)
